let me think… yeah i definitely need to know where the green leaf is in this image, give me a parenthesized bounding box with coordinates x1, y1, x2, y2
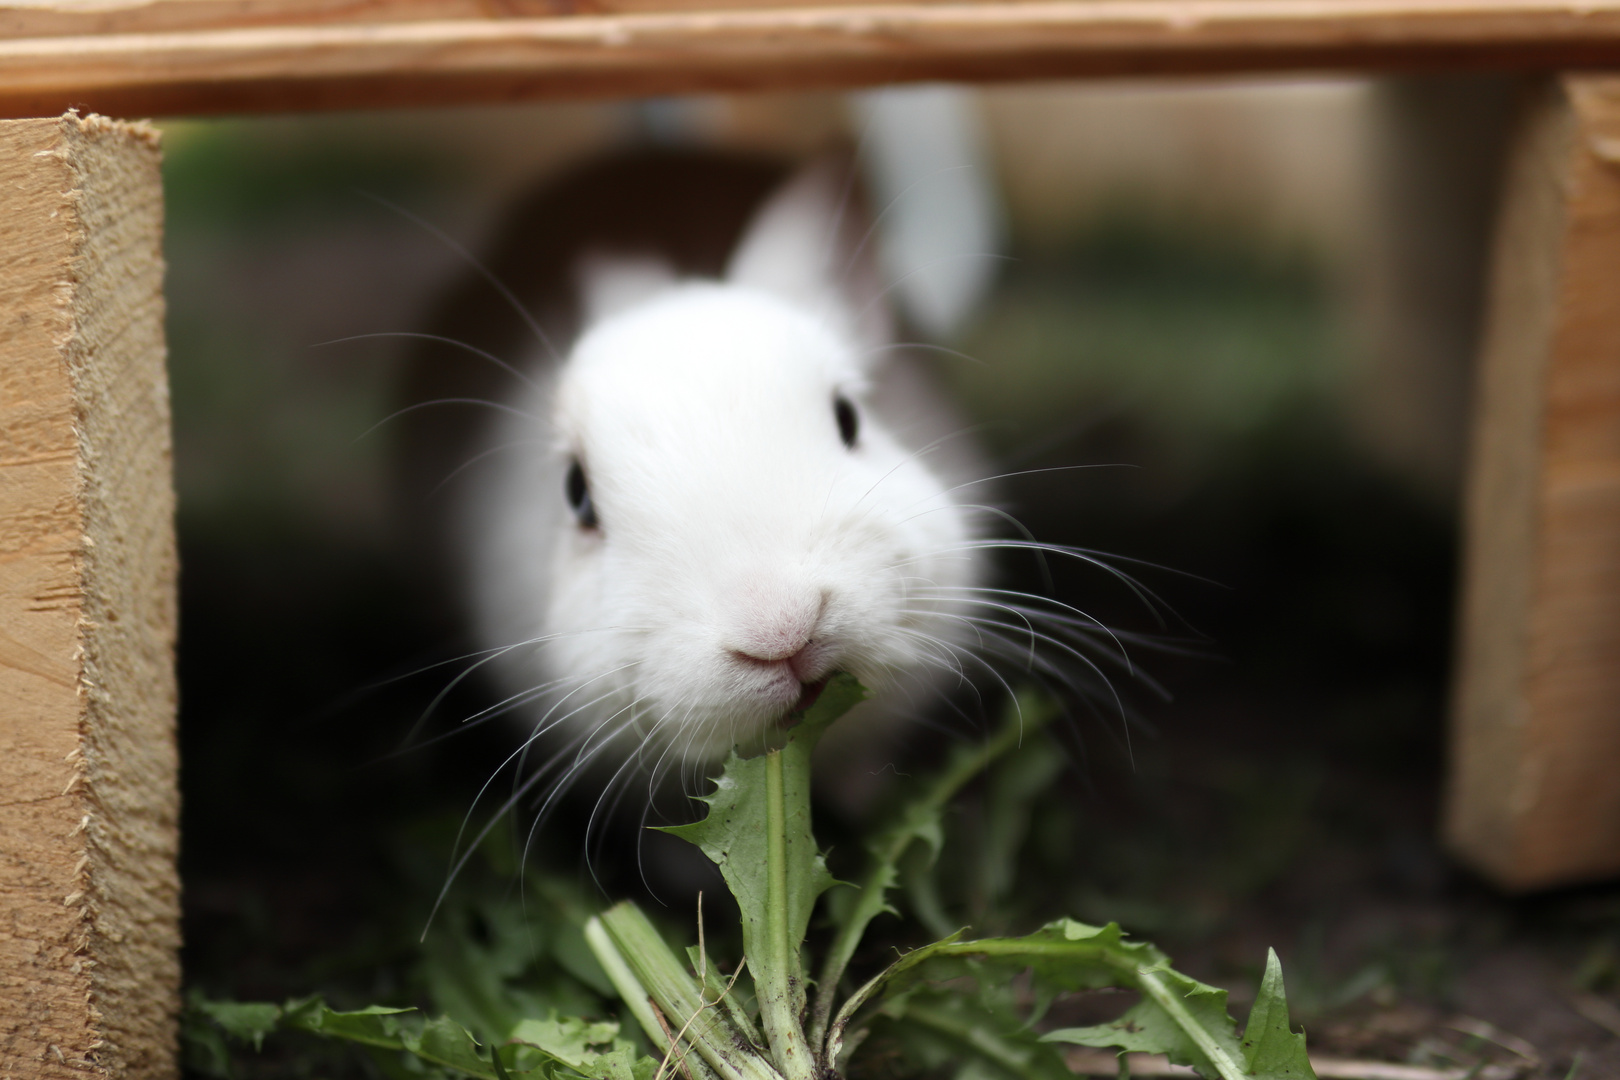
(280, 1000, 510, 1079)
(1048, 966, 1247, 1079)
(492, 1040, 516, 1080)
(821, 917, 1306, 1080)
(808, 691, 1057, 1050)
(1237, 950, 1316, 1080)
(415, 865, 613, 1043)
(978, 727, 1066, 911)
(280, 998, 417, 1050)
(181, 999, 241, 1078)
(833, 918, 1152, 1054)
(191, 993, 668, 1080)
(508, 1012, 663, 1080)
(508, 1014, 623, 1068)
(1038, 933, 1317, 1080)
(661, 673, 867, 1080)
(417, 1015, 505, 1077)
(190, 996, 284, 1052)
(873, 989, 1075, 1080)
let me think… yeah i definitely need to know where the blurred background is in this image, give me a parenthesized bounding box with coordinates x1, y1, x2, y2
(168, 78, 1620, 1077)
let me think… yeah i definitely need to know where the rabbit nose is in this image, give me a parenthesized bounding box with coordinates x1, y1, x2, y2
(728, 588, 830, 679)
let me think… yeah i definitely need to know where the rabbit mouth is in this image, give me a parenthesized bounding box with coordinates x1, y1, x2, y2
(786, 676, 830, 720)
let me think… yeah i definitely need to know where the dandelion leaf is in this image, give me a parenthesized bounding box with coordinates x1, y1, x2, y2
(1045, 967, 1245, 1076)
(188, 994, 663, 1080)
(280, 998, 417, 1050)
(661, 674, 865, 952)
(873, 984, 1075, 1080)
(509, 1014, 623, 1068)
(1040, 937, 1315, 1080)
(830, 918, 1308, 1080)
(189, 996, 283, 1051)
(1238, 950, 1316, 1080)
(415, 1015, 506, 1077)
(660, 673, 866, 1076)
(660, 744, 834, 965)
(508, 1013, 660, 1080)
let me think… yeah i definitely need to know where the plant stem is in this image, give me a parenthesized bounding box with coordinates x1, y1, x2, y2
(767, 750, 790, 990)
(594, 904, 782, 1080)
(1134, 969, 1247, 1080)
(757, 749, 816, 1080)
(583, 915, 667, 1052)
(688, 947, 765, 1048)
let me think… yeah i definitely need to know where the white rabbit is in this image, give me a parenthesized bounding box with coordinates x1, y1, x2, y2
(419, 152, 987, 796)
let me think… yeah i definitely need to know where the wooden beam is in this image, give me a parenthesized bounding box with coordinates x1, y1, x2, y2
(1447, 75, 1620, 892)
(14, 2, 1620, 117)
(0, 113, 177, 1079)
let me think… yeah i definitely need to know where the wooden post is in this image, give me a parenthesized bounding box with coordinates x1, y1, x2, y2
(0, 114, 178, 1078)
(1448, 75, 1620, 891)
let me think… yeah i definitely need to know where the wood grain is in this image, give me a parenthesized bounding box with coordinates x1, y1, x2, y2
(0, 113, 177, 1080)
(1447, 74, 1620, 891)
(0, 0, 1003, 36)
(13, 1, 1620, 117)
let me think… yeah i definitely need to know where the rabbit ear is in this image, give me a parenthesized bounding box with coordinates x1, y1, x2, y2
(725, 154, 892, 354)
(576, 250, 678, 326)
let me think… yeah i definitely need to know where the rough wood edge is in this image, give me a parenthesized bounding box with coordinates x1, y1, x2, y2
(66, 110, 178, 1080)
(0, 110, 176, 1080)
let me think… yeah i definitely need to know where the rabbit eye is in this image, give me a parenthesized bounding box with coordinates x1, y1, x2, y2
(566, 459, 599, 529)
(834, 395, 859, 449)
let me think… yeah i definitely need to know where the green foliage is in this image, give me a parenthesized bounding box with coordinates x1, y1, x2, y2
(507, 1015, 656, 1080)
(415, 871, 614, 1044)
(660, 675, 863, 1078)
(826, 918, 1312, 1080)
(190, 996, 283, 1051)
(870, 986, 1076, 1080)
(184, 993, 283, 1076)
(185, 996, 658, 1080)
(186, 681, 1316, 1080)
(811, 691, 1057, 1048)
(590, 901, 779, 1080)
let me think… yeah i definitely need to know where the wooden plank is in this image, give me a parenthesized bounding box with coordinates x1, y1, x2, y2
(0, 113, 177, 1079)
(1447, 74, 1620, 891)
(0, 0, 1614, 36)
(14, 2, 1620, 117)
(0, 0, 1015, 37)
